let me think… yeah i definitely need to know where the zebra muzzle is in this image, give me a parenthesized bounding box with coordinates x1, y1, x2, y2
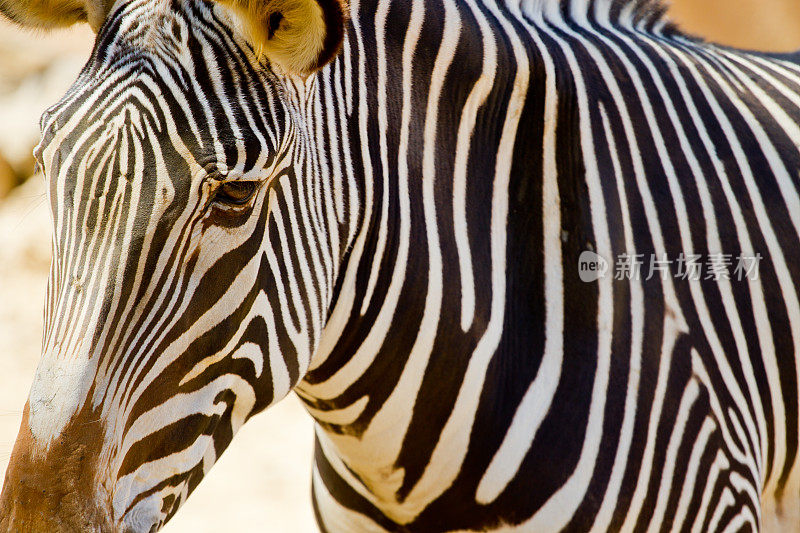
(0, 403, 119, 532)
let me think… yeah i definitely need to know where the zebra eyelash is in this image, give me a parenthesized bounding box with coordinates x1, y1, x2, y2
(213, 180, 259, 207)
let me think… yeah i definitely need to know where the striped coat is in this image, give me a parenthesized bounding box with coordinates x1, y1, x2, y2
(1, 0, 800, 531)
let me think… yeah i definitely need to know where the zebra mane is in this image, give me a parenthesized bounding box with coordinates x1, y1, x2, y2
(523, 0, 673, 28)
(565, 0, 679, 35)
(618, 0, 670, 21)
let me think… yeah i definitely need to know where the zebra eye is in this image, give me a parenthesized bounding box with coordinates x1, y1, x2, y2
(214, 181, 258, 206)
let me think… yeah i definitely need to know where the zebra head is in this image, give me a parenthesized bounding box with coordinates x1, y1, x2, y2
(0, 0, 347, 531)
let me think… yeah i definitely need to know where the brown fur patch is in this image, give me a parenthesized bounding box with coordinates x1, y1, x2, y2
(0, 403, 114, 532)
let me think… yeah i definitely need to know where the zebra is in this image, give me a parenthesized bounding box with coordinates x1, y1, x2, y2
(2, 0, 800, 530)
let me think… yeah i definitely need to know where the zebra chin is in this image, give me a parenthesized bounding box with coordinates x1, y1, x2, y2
(0, 431, 218, 533)
(0, 375, 238, 533)
(0, 398, 192, 533)
(0, 404, 221, 533)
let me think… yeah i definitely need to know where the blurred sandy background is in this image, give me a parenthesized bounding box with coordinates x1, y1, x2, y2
(0, 0, 799, 531)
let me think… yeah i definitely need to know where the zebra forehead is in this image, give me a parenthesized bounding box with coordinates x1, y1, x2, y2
(40, 77, 277, 196)
(91, 0, 259, 73)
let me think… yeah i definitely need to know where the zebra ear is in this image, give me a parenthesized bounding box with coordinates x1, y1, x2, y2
(0, 0, 112, 31)
(219, 0, 347, 74)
